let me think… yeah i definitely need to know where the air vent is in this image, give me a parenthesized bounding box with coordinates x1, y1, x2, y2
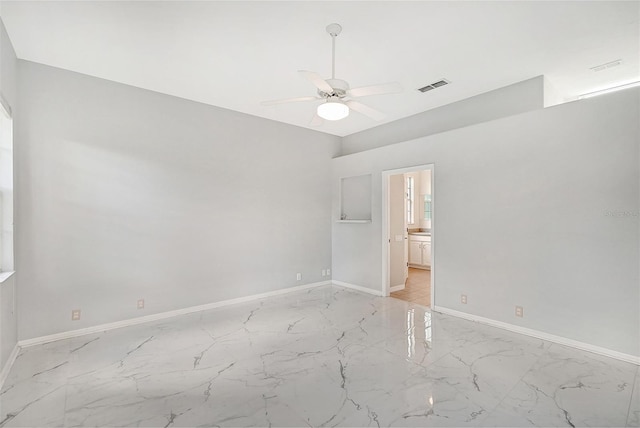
(418, 79, 450, 93)
(590, 59, 622, 72)
(418, 85, 435, 93)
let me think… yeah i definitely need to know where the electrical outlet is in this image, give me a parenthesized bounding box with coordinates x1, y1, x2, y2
(515, 306, 524, 317)
(71, 309, 81, 321)
(137, 299, 145, 309)
(461, 294, 467, 304)
(321, 269, 326, 276)
(327, 268, 331, 275)
(296, 273, 301, 281)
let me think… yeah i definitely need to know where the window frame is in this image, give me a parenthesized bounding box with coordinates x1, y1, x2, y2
(406, 176, 415, 225)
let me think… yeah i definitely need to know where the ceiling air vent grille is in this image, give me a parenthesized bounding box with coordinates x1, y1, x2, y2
(590, 59, 622, 72)
(418, 79, 450, 93)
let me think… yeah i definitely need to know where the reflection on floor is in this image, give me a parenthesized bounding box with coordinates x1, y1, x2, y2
(1, 285, 638, 427)
(391, 267, 430, 307)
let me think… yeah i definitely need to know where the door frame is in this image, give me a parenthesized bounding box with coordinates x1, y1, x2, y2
(381, 164, 435, 308)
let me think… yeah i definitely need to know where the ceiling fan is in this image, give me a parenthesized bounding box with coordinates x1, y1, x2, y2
(261, 23, 402, 124)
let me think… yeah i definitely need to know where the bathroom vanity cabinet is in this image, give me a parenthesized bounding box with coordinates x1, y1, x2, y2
(408, 234, 431, 269)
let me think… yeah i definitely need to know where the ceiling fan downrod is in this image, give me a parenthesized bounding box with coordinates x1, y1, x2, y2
(326, 23, 342, 80)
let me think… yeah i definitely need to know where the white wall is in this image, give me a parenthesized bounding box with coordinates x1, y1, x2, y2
(0, 17, 17, 371)
(544, 76, 566, 108)
(341, 76, 544, 156)
(332, 88, 639, 357)
(16, 60, 340, 341)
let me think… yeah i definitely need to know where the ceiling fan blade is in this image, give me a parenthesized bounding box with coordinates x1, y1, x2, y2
(346, 82, 403, 98)
(298, 70, 334, 94)
(345, 100, 386, 121)
(261, 96, 320, 106)
(309, 113, 324, 127)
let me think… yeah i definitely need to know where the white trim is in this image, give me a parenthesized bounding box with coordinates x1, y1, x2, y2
(332, 280, 385, 297)
(0, 271, 15, 284)
(389, 284, 405, 292)
(0, 344, 19, 390)
(381, 172, 390, 296)
(19, 281, 331, 348)
(335, 219, 371, 223)
(433, 305, 640, 366)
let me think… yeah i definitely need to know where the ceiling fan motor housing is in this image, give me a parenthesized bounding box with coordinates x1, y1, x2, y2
(319, 78, 350, 98)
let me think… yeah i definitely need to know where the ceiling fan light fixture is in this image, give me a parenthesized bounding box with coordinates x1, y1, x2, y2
(317, 98, 349, 121)
(261, 23, 398, 123)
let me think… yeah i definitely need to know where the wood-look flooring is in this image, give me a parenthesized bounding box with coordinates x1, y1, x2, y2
(390, 267, 431, 307)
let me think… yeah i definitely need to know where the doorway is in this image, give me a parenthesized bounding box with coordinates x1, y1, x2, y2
(382, 165, 434, 308)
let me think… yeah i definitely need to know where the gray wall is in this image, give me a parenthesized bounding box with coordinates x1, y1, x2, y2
(0, 18, 17, 371)
(0, 274, 15, 367)
(332, 88, 639, 357)
(16, 60, 340, 340)
(341, 76, 544, 156)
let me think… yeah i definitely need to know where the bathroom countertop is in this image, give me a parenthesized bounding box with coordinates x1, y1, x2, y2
(408, 229, 431, 236)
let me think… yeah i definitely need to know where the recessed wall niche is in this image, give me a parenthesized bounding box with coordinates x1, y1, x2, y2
(339, 174, 372, 223)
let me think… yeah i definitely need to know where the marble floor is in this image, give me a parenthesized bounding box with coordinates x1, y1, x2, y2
(1, 285, 638, 427)
(391, 268, 431, 307)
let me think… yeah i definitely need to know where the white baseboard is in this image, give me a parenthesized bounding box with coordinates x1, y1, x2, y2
(332, 280, 384, 297)
(0, 344, 20, 391)
(433, 305, 640, 366)
(389, 284, 405, 292)
(18, 281, 636, 367)
(19, 281, 331, 348)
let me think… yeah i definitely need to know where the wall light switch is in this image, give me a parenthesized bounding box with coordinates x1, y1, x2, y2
(515, 306, 524, 317)
(461, 294, 467, 304)
(71, 309, 81, 321)
(321, 269, 326, 276)
(327, 269, 331, 275)
(137, 299, 145, 309)
(296, 273, 301, 281)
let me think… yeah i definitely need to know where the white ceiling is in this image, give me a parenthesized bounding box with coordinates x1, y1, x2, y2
(1, 1, 638, 137)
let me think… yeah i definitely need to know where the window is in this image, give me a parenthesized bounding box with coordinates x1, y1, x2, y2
(406, 176, 414, 224)
(0, 96, 13, 273)
(424, 194, 432, 220)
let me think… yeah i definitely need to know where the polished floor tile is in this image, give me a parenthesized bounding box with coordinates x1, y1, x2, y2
(0, 285, 637, 427)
